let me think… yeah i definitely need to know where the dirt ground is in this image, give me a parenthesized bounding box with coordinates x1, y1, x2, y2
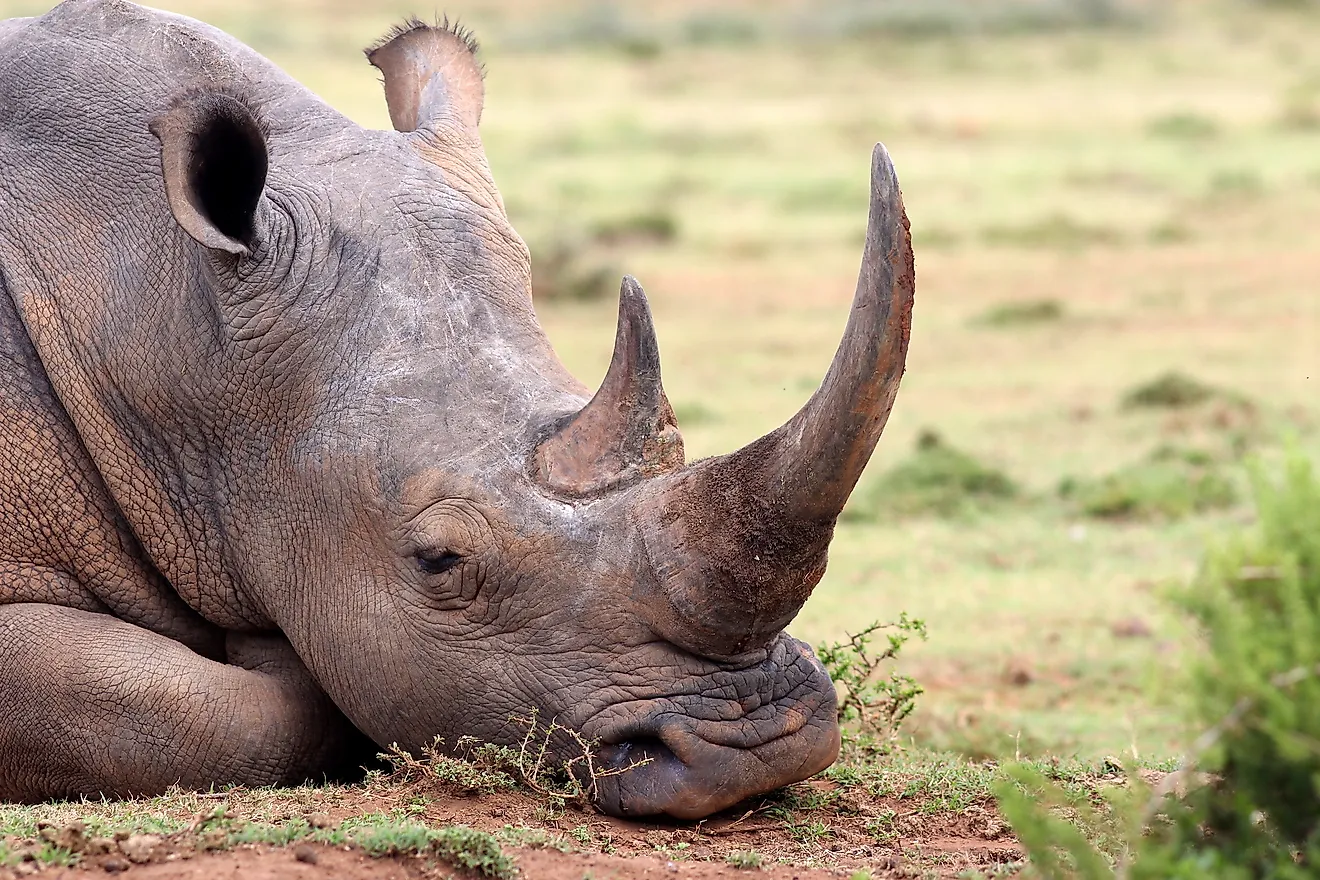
(0, 777, 1024, 880)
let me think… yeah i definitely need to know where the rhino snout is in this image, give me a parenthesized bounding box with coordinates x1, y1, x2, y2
(581, 636, 840, 819)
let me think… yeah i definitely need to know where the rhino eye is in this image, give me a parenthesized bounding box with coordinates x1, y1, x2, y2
(417, 550, 463, 576)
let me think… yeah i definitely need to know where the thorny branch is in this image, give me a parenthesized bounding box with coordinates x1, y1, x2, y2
(510, 710, 652, 806)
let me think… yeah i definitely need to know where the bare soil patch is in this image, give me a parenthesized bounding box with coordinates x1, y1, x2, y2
(1, 774, 1024, 880)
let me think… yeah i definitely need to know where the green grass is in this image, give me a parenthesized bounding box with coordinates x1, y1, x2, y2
(726, 849, 764, 869)
(1059, 445, 1240, 520)
(974, 298, 1067, 327)
(1119, 371, 1234, 410)
(0, 797, 515, 879)
(844, 430, 1020, 521)
(0, 742, 1182, 876)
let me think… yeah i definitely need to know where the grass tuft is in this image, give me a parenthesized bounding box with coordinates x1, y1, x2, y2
(352, 820, 514, 879)
(982, 213, 1122, 250)
(726, 849, 764, 869)
(1120, 371, 1221, 410)
(974, 298, 1065, 327)
(1059, 445, 1237, 521)
(1146, 111, 1220, 140)
(591, 208, 679, 246)
(845, 429, 1019, 521)
(530, 235, 618, 304)
(378, 736, 519, 796)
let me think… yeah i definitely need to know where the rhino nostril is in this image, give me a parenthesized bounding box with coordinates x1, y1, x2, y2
(596, 735, 679, 774)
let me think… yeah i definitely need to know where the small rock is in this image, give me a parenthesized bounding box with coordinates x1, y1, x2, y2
(307, 813, 334, 829)
(118, 834, 162, 864)
(293, 844, 319, 865)
(38, 820, 88, 852)
(666, 861, 678, 873)
(102, 857, 131, 874)
(1111, 616, 1154, 639)
(13, 863, 37, 877)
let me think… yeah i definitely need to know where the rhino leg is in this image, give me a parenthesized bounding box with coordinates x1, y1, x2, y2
(0, 602, 368, 801)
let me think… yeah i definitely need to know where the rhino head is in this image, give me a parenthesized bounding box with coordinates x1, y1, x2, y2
(148, 19, 913, 819)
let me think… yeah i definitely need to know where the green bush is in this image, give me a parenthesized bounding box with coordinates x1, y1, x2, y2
(999, 450, 1320, 877)
(1121, 371, 1220, 409)
(844, 429, 1019, 521)
(816, 615, 927, 749)
(1135, 451, 1320, 876)
(529, 235, 617, 303)
(973, 298, 1065, 327)
(1059, 445, 1237, 521)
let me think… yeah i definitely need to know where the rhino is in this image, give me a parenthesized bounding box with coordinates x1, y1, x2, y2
(0, 0, 914, 819)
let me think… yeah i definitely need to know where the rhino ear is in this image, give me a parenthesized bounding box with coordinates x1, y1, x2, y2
(149, 91, 269, 257)
(366, 17, 484, 137)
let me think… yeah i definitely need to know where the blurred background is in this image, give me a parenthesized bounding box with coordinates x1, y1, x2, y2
(3, 0, 1317, 763)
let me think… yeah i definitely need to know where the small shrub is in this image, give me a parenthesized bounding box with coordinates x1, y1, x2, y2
(1277, 82, 1320, 131)
(845, 429, 1019, 521)
(1146, 220, 1191, 245)
(796, 0, 1141, 40)
(1139, 451, 1320, 874)
(1146, 111, 1220, 140)
(430, 826, 517, 879)
(817, 614, 927, 747)
(681, 11, 762, 45)
(1207, 168, 1265, 199)
(671, 400, 719, 427)
(1120, 371, 1219, 410)
(726, 849, 764, 869)
(1059, 445, 1237, 521)
(495, 824, 573, 852)
(354, 822, 514, 878)
(592, 209, 679, 246)
(353, 821, 434, 857)
(982, 214, 1122, 250)
(912, 225, 963, 249)
(997, 450, 1320, 877)
(529, 235, 617, 303)
(974, 299, 1065, 327)
(378, 736, 518, 796)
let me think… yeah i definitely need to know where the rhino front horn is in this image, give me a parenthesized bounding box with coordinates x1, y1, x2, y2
(533, 277, 685, 497)
(638, 144, 915, 659)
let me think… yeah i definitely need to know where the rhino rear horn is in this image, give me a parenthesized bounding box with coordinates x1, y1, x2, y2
(367, 17, 484, 137)
(533, 277, 685, 497)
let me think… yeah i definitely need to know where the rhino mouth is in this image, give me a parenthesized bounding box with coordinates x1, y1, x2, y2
(580, 635, 840, 819)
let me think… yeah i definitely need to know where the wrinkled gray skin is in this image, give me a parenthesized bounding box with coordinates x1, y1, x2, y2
(0, 0, 914, 818)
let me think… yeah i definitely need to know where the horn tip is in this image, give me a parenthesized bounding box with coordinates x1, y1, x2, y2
(870, 142, 900, 188)
(617, 275, 653, 324)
